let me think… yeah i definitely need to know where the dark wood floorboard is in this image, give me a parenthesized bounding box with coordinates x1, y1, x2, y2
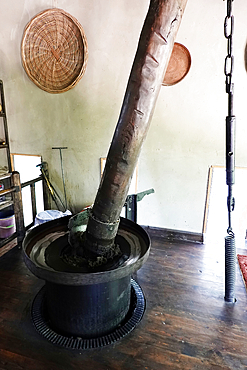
(0, 234, 247, 370)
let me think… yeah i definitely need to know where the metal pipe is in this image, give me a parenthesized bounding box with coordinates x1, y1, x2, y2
(52, 147, 68, 210)
(82, 0, 188, 258)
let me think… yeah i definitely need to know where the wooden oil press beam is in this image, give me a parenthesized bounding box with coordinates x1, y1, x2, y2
(72, 0, 189, 259)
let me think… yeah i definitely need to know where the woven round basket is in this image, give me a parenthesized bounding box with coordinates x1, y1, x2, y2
(21, 8, 88, 93)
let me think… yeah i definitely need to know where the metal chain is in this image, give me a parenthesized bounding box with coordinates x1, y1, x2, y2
(224, 0, 234, 99)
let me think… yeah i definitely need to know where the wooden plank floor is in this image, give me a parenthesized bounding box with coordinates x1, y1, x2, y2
(0, 233, 247, 370)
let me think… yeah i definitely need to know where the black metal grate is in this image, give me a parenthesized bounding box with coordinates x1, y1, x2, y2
(31, 279, 145, 349)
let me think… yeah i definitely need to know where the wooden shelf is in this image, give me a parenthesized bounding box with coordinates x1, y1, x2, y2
(0, 173, 11, 181)
(0, 232, 17, 249)
(0, 81, 25, 249)
(0, 200, 13, 211)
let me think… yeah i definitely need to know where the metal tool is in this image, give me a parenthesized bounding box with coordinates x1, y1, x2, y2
(52, 147, 68, 210)
(37, 162, 66, 212)
(124, 188, 154, 223)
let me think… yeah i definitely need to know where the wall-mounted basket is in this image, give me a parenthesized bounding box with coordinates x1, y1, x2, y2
(21, 8, 88, 94)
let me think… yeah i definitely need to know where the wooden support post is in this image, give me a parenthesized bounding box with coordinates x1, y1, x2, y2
(81, 0, 188, 258)
(30, 183, 37, 225)
(41, 162, 51, 210)
(11, 171, 25, 247)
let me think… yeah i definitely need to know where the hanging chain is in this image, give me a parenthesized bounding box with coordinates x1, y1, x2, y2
(224, 0, 234, 110)
(224, 0, 235, 235)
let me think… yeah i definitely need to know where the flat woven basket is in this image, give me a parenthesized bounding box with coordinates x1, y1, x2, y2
(21, 8, 88, 93)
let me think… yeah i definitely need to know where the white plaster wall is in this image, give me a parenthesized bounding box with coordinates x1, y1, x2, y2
(0, 0, 247, 233)
(138, 0, 247, 232)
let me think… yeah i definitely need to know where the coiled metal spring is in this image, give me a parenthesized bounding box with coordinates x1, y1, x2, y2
(225, 232, 236, 303)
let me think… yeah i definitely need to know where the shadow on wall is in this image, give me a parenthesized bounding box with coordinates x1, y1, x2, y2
(244, 42, 247, 72)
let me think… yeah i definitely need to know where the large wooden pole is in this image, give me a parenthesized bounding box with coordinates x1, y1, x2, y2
(81, 0, 188, 258)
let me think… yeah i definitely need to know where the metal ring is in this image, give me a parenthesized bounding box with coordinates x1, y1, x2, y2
(224, 15, 234, 39)
(224, 55, 234, 77)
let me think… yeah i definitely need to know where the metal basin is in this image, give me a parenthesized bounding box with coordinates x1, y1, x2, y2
(23, 216, 150, 339)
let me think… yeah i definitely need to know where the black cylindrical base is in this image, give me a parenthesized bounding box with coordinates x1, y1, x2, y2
(45, 275, 131, 338)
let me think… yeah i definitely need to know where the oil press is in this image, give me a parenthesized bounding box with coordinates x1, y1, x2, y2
(23, 0, 188, 348)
